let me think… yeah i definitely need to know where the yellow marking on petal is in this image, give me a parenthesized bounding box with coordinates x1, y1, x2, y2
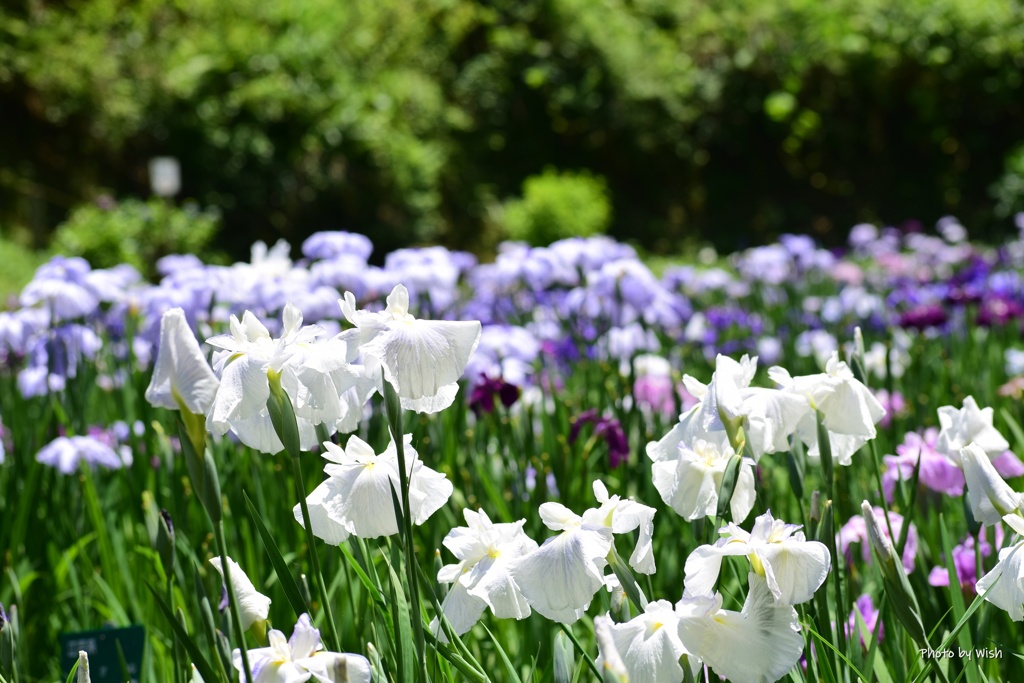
(749, 553, 766, 576)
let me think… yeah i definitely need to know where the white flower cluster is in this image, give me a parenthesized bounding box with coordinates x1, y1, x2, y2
(145, 283, 482, 452)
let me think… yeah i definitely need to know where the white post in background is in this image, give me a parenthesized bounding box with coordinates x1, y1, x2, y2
(149, 157, 181, 198)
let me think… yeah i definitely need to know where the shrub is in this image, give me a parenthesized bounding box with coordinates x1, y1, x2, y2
(52, 198, 219, 276)
(991, 144, 1024, 220)
(502, 168, 611, 246)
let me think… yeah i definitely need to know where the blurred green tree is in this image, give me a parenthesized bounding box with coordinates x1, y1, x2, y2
(52, 198, 220, 277)
(0, 0, 1022, 257)
(502, 168, 610, 245)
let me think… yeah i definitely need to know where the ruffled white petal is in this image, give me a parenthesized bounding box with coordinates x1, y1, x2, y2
(682, 542, 750, 598)
(611, 498, 657, 574)
(656, 448, 716, 521)
(145, 308, 219, 414)
(961, 442, 1024, 525)
(321, 458, 401, 538)
(539, 502, 583, 531)
(207, 354, 271, 431)
(408, 458, 455, 526)
(976, 543, 1024, 621)
(294, 481, 351, 545)
(511, 525, 613, 624)
(466, 554, 534, 619)
(287, 614, 320, 658)
(363, 319, 481, 413)
(677, 573, 804, 683)
(937, 397, 1009, 463)
(301, 652, 373, 683)
(645, 405, 701, 463)
(598, 601, 688, 683)
(757, 540, 831, 604)
(209, 556, 271, 631)
(430, 577, 489, 640)
(743, 387, 811, 456)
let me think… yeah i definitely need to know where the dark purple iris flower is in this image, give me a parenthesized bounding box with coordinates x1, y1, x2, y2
(469, 374, 520, 415)
(976, 296, 1024, 327)
(569, 409, 630, 468)
(898, 304, 948, 330)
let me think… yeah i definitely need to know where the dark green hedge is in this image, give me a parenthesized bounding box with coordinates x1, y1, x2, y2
(1, 0, 1022, 256)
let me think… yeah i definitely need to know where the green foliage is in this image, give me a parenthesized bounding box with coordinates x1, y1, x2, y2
(0, 235, 48, 299)
(52, 199, 219, 276)
(502, 169, 610, 245)
(2, 0, 1024, 252)
(991, 144, 1024, 220)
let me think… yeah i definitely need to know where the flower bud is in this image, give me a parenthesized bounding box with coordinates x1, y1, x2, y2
(178, 422, 221, 523)
(594, 615, 629, 683)
(861, 501, 929, 647)
(76, 651, 91, 683)
(157, 509, 175, 579)
(0, 602, 14, 681)
(266, 369, 302, 458)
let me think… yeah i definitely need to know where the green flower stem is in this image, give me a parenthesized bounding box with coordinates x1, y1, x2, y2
(392, 420, 427, 682)
(214, 520, 253, 683)
(290, 453, 341, 652)
(381, 374, 427, 681)
(168, 577, 183, 683)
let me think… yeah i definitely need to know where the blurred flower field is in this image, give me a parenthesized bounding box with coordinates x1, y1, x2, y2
(2, 218, 1024, 682)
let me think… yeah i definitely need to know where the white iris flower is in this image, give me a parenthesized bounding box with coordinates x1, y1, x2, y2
(595, 601, 698, 683)
(650, 433, 756, 523)
(205, 304, 362, 453)
(208, 556, 271, 631)
(684, 510, 830, 605)
(340, 284, 481, 413)
(960, 442, 1024, 525)
(430, 509, 538, 639)
(510, 480, 656, 624)
(976, 514, 1024, 621)
(936, 396, 1010, 465)
(677, 573, 804, 683)
(233, 614, 372, 682)
(145, 307, 219, 415)
(656, 355, 806, 462)
(770, 352, 885, 465)
(306, 434, 452, 539)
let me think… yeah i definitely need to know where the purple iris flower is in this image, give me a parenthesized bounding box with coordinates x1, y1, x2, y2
(301, 230, 373, 261)
(383, 246, 463, 315)
(882, 428, 965, 501)
(992, 450, 1024, 478)
(927, 525, 1004, 594)
(838, 507, 918, 574)
(569, 409, 630, 468)
(848, 223, 879, 251)
(36, 434, 128, 474)
(469, 375, 520, 416)
(873, 390, 906, 429)
(898, 304, 948, 330)
(633, 375, 676, 416)
(156, 253, 205, 277)
(976, 296, 1024, 327)
(846, 594, 883, 646)
(19, 257, 100, 321)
